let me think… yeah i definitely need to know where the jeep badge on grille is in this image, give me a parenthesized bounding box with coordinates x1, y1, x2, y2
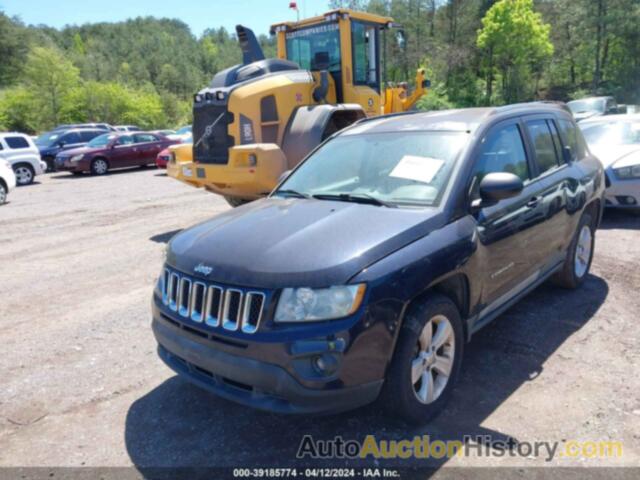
(194, 263, 214, 276)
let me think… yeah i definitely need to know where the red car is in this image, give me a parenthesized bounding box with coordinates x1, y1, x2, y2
(156, 148, 172, 169)
(54, 132, 179, 175)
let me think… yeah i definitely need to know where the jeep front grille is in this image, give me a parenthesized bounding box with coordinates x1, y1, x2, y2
(161, 268, 265, 334)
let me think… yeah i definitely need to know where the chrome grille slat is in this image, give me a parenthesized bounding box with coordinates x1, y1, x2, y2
(190, 282, 206, 323)
(205, 286, 223, 327)
(161, 268, 265, 334)
(222, 289, 243, 331)
(178, 278, 192, 317)
(168, 273, 179, 311)
(241, 292, 265, 334)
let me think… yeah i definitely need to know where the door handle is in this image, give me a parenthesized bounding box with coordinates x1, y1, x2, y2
(526, 196, 540, 208)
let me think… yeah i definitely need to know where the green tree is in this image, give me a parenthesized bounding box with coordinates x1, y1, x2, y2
(22, 46, 81, 126)
(477, 0, 553, 103)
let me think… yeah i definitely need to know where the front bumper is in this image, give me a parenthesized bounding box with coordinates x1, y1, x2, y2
(167, 144, 287, 199)
(152, 313, 383, 414)
(605, 171, 640, 209)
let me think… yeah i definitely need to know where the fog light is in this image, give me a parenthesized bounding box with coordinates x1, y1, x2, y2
(312, 354, 338, 376)
(616, 195, 637, 205)
(248, 154, 257, 167)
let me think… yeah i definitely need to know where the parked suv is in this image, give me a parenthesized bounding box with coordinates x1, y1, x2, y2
(0, 159, 17, 204)
(0, 133, 47, 185)
(36, 128, 106, 172)
(151, 104, 604, 422)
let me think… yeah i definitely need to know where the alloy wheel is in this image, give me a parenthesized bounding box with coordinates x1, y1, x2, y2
(93, 159, 108, 175)
(574, 225, 592, 278)
(412, 314, 455, 404)
(15, 166, 33, 185)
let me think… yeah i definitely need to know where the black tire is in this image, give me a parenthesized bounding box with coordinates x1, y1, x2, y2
(380, 294, 464, 424)
(13, 163, 35, 186)
(552, 212, 595, 289)
(0, 181, 7, 205)
(224, 196, 251, 207)
(43, 156, 56, 172)
(90, 158, 109, 176)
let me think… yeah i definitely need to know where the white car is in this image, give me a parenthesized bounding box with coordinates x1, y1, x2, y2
(0, 158, 17, 205)
(167, 125, 192, 143)
(580, 115, 640, 210)
(0, 132, 47, 186)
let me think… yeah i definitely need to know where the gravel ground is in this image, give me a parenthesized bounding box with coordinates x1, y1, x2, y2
(0, 168, 638, 475)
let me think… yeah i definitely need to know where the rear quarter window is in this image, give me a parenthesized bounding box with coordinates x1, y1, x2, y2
(558, 119, 586, 160)
(5, 136, 30, 149)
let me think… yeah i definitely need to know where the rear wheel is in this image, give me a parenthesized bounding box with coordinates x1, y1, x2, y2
(0, 181, 6, 204)
(90, 158, 109, 176)
(13, 163, 34, 186)
(553, 212, 595, 289)
(380, 294, 464, 424)
(224, 196, 251, 208)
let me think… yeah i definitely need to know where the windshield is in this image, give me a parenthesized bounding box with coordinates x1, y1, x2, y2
(276, 131, 469, 207)
(285, 22, 341, 71)
(87, 133, 116, 148)
(176, 126, 192, 135)
(35, 131, 61, 147)
(579, 121, 640, 146)
(568, 99, 605, 114)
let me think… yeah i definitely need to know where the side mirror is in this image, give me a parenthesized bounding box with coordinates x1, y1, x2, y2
(278, 170, 292, 184)
(58, 141, 66, 148)
(312, 51, 330, 71)
(562, 145, 573, 163)
(478, 172, 524, 204)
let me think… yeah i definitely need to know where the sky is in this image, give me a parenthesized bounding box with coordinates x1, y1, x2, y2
(0, 0, 329, 36)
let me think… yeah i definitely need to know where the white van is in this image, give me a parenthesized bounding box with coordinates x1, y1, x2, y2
(0, 133, 47, 185)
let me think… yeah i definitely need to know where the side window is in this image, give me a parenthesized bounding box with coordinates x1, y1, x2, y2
(79, 130, 99, 142)
(557, 119, 586, 161)
(5, 136, 30, 149)
(470, 124, 529, 197)
(62, 132, 82, 144)
(116, 135, 135, 146)
(547, 120, 564, 163)
(133, 133, 158, 144)
(525, 119, 560, 175)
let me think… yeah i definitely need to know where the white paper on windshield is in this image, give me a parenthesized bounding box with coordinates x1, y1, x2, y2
(389, 155, 444, 184)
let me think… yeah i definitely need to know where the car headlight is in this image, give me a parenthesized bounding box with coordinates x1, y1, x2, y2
(614, 164, 640, 179)
(274, 284, 366, 323)
(70, 154, 84, 162)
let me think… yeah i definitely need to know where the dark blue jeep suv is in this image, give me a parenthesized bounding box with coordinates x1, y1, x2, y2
(151, 104, 604, 423)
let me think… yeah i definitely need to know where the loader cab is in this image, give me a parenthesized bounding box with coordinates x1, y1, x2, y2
(272, 9, 391, 115)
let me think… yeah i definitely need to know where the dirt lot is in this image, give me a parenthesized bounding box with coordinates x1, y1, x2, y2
(0, 168, 638, 474)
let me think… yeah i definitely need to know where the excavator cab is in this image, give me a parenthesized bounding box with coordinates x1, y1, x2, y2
(167, 9, 427, 206)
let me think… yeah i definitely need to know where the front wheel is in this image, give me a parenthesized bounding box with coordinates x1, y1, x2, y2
(0, 182, 6, 204)
(553, 212, 595, 289)
(13, 164, 35, 186)
(380, 294, 464, 424)
(90, 158, 109, 176)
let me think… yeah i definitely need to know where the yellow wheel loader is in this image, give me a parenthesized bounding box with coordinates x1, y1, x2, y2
(168, 9, 429, 206)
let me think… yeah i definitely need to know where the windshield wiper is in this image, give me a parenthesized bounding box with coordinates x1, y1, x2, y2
(274, 189, 310, 199)
(312, 193, 396, 208)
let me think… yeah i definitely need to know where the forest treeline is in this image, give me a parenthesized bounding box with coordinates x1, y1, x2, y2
(1, 0, 639, 133)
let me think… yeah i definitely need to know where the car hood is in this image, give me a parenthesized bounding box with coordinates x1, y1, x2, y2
(167, 198, 445, 288)
(590, 144, 640, 168)
(56, 146, 102, 157)
(573, 111, 602, 122)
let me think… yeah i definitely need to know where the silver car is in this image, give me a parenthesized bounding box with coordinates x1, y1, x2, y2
(579, 114, 640, 210)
